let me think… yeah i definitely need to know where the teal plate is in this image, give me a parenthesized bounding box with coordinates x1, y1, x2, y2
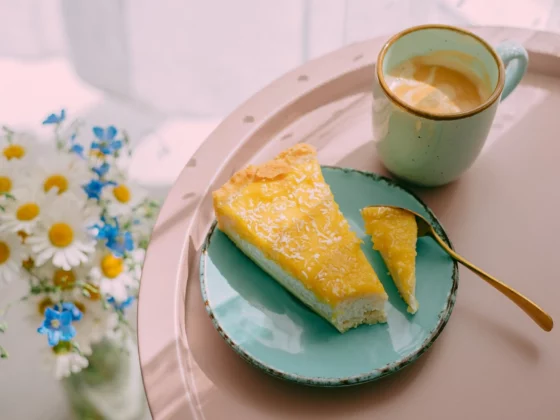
(200, 166, 458, 387)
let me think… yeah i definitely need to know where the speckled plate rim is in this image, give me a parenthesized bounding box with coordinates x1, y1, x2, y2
(199, 166, 459, 387)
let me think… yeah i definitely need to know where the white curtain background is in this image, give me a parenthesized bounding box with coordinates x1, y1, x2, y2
(0, 1, 558, 419)
(1, 0, 557, 118)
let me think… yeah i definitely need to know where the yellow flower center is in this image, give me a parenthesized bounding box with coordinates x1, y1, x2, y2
(101, 254, 124, 279)
(89, 149, 105, 159)
(113, 184, 131, 203)
(16, 202, 40, 221)
(48, 223, 74, 247)
(83, 283, 101, 301)
(52, 341, 73, 354)
(0, 176, 12, 193)
(73, 300, 86, 314)
(51, 320, 60, 328)
(43, 174, 68, 194)
(37, 297, 54, 315)
(0, 242, 10, 264)
(17, 230, 29, 243)
(3, 144, 25, 160)
(53, 269, 76, 290)
(22, 257, 34, 270)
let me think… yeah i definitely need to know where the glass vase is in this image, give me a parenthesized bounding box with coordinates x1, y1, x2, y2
(62, 338, 148, 420)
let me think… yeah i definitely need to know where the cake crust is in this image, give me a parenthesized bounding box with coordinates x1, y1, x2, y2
(213, 144, 316, 206)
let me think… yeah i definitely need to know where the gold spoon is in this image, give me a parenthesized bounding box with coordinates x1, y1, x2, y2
(365, 205, 554, 332)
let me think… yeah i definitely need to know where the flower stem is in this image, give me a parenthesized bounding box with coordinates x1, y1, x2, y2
(0, 295, 29, 318)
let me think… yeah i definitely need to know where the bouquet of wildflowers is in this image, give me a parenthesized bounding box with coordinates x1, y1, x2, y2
(0, 110, 160, 379)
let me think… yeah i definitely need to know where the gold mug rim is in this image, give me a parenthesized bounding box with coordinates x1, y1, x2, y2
(376, 24, 506, 121)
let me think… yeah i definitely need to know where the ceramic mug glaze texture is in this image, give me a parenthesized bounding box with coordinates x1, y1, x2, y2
(372, 24, 528, 187)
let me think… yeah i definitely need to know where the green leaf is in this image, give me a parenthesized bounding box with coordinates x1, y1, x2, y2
(0, 322, 7, 333)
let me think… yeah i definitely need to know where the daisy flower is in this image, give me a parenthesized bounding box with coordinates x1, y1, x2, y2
(24, 292, 59, 328)
(1, 130, 37, 162)
(129, 248, 146, 282)
(102, 177, 146, 218)
(90, 250, 137, 302)
(27, 195, 98, 270)
(68, 289, 114, 355)
(23, 270, 80, 334)
(32, 263, 105, 356)
(31, 260, 91, 292)
(0, 231, 28, 286)
(0, 185, 57, 234)
(35, 152, 90, 198)
(0, 158, 28, 196)
(44, 342, 89, 379)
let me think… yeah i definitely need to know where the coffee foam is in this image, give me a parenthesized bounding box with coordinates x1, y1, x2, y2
(385, 52, 492, 114)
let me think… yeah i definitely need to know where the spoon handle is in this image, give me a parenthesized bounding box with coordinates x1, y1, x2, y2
(430, 231, 554, 332)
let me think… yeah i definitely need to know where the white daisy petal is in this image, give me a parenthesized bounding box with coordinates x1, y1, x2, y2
(35, 248, 55, 267)
(0, 231, 27, 286)
(35, 152, 90, 201)
(45, 350, 89, 380)
(0, 184, 55, 234)
(65, 249, 80, 267)
(52, 251, 69, 270)
(77, 253, 89, 265)
(89, 250, 135, 302)
(1, 131, 37, 163)
(101, 177, 147, 218)
(27, 194, 98, 270)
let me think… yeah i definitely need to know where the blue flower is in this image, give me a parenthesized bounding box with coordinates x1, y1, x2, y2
(90, 216, 134, 256)
(70, 143, 85, 158)
(66, 132, 85, 158)
(107, 231, 134, 257)
(91, 217, 134, 257)
(107, 296, 135, 312)
(83, 179, 115, 200)
(92, 162, 110, 178)
(91, 216, 120, 241)
(91, 126, 122, 155)
(42, 109, 66, 125)
(54, 302, 83, 322)
(37, 307, 76, 347)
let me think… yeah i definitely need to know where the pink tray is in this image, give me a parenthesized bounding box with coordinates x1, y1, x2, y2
(138, 26, 560, 420)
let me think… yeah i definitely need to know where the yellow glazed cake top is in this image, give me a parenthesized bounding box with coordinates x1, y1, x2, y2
(213, 144, 386, 306)
(361, 206, 418, 312)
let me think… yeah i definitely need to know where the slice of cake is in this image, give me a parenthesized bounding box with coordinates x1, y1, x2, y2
(212, 144, 388, 332)
(361, 206, 419, 314)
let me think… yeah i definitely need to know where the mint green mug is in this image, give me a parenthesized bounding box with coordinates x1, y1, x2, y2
(372, 24, 528, 187)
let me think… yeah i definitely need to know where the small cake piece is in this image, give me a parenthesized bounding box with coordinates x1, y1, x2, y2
(361, 206, 419, 314)
(213, 144, 388, 332)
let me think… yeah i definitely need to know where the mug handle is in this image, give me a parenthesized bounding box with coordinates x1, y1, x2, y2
(495, 41, 529, 101)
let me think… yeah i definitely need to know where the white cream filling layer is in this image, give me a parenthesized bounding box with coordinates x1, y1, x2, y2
(226, 230, 387, 333)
